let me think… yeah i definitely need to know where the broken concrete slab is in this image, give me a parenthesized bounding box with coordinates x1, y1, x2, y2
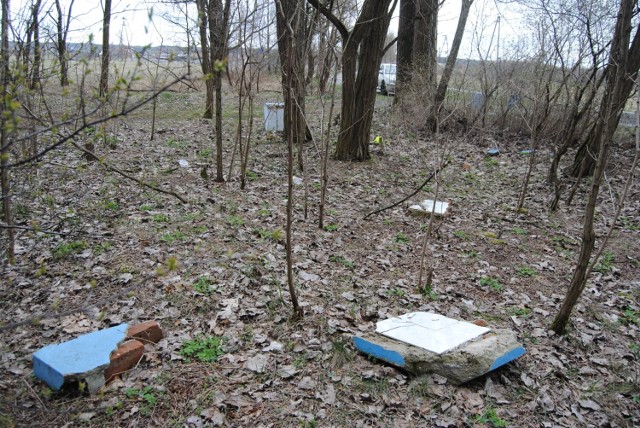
(353, 313, 525, 385)
(33, 323, 129, 392)
(408, 200, 449, 217)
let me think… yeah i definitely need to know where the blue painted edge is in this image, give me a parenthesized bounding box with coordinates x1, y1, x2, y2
(353, 336, 405, 367)
(489, 346, 526, 371)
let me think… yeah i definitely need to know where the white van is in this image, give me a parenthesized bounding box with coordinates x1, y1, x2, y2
(378, 63, 396, 95)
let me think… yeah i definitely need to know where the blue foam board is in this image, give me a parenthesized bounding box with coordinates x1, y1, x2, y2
(353, 336, 405, 367)
(33, 323, 129, 390)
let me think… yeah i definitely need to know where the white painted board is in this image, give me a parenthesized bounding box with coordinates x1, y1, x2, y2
(408, 200, 449, 216)
(376, 312, 490, 355)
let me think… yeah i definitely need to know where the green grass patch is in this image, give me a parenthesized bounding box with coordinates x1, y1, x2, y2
(180, 336, 225, 362)
(160, 231, 186, 244)
(454, 230, 470, 240)
(394, 232, 410, 243)
(324, 224, 339, 232)
(480, 276, 503, 292)
(471, 408, 508, 427)
(593, 250, 615, 273)
(53, 241, 87, 259)
(512, 227, 527, 235)
(226, 215, 245, 226)
(516, 266, 537, 277)
(329, 255, 354, 268)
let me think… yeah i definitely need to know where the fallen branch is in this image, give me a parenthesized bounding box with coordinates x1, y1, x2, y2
(364, 160, 450, 219)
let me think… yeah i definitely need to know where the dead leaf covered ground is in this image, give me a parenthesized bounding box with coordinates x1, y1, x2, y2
(0, 86, 639, 427)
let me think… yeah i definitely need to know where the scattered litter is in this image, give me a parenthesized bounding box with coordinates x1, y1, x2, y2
(178, 159, 189, 168)
(408, 200, 449, 217)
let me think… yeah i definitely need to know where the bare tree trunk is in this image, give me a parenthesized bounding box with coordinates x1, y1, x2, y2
(99, 0, 112, 97)
(208, 0, 230, 182)
(309, 0, 395, 161)
(395, 0, 415, 102)
(552, 0, 640, 334)
(196, 0, 214, 118)
(54, 0, 74, 87)
(413, 0, 437, 97)
(432, 0, 473, 116)
(29, 0, 42, 90)
(276, 0, 307, 169)
(1, 0, 14, 264)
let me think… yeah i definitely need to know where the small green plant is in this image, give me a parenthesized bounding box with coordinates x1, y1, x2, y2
(102, 200, 119, 211)
(299, 417, 317, 428)
(180, 336, 224, 362)
(484, 157, 499, 168)
(465, 250, 479, 258)
(421, 284, 438, 300)
(125, 386, 158, 406)
(160, 231, 186, 244)
(226, 215, 245, 226)
(167, 139, 189, 149)
(480, 276, 503, 292)
(512, 227, 527, 235)
(619, 216, 639, 231)
(620, 307, 638, 325)
(593, 250, 615, 273)
(395, 232, 410, 243)
(324, 224, 339, 232)
(386, 288, 406, 297)
(153, 214, 169, 223)
(472, 408, 508, 427)
(329, 255, 354, 267)
(246, 170, 259, 181)
(506, 306, 531, 317)
(454, 230, 469, 239)
(463, 172, 479, 184)
(193, 276, 215, 294)
(53, 241, 87, 259)
(139, 204, 154, 212)
(516, 266, 537, 277)
(93, 242, 112, 255)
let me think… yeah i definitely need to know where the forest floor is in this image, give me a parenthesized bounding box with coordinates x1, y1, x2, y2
(0, 81, 639, 427)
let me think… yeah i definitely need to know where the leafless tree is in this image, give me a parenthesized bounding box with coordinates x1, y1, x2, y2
(308, 0, 397, 161)
(99, 0, 112, 97)
(551, 0, 640, 334)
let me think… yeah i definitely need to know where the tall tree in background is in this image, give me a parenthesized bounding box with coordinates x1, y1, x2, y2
(308, 0, 396, 161)
(195, 0, 230, 182)
(276, 0, 307, 168)
(1, 0, 14, 263)
(29, 0, 42, 89)
(413, 0, 438, 97)
(53, 0, 74, 87)
(99, 0, 112, 97)
(396, 0, 416, 100)
(551, 0, 640, 334)
(432, 0, 473, 118)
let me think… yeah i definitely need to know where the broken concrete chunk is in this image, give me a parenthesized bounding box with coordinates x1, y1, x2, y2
(33, 323, 129, 392)
(408, 200, 449, 217)
(354, 313, 525, 385)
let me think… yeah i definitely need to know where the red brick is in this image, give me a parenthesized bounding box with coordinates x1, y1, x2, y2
(104, 340, 144, 382)
(127, 321, 163, 344)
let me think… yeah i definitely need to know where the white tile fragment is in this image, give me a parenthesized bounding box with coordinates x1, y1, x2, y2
(376, 312, 490, 355)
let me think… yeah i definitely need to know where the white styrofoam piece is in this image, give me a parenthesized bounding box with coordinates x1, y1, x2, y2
(376, 312, 491, 355)
(409, 200, 449, 215)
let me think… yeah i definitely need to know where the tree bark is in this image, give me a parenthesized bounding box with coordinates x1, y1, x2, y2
(196, 0, 214, 118)
(29, 0, 42, 90)
(570, 7, 640, 177)
(433, 0, 473, 116)
(552, 0, 640, 334)
(99, 0, 112, 98)
(395, 0, 415, 101)
(413, 0, 438, 97)
(1, 0, 14, 263)
(54, 0, 74, 87)
(276, 0, 307, 168)
(308, 0, 395, 161)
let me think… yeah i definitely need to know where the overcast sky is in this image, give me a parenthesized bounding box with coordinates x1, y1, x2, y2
(10, 0, 527, 59)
